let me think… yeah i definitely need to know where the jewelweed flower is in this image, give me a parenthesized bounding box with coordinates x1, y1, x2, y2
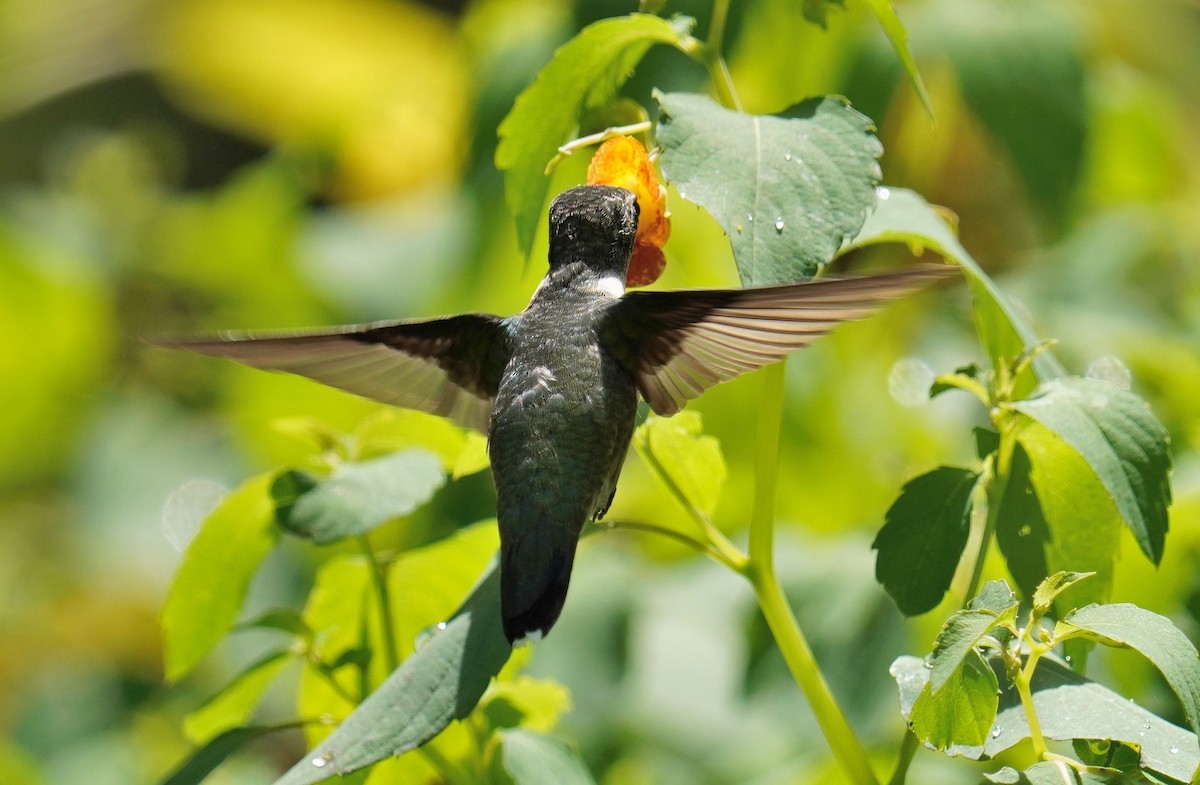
(586, 136, 670, 287)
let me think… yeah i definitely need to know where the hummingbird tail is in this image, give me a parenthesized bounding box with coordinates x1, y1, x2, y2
(499, 534, 579, 646)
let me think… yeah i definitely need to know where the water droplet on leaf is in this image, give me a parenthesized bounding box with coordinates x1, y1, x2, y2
(747, 213, 754, 222)
(312, 753, 334, 768)
(774, 217, 784, 232)
(784, 152, 793, 161)
(878, 186, 891, 200)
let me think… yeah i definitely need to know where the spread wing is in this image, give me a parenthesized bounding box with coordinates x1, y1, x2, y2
(604, 266, 953, 416)
(162, 314, 510, 433)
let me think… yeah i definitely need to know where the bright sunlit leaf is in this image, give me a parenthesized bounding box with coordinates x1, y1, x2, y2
(496, 13, 691, 257)
(1009, 377, 1173, 565)
(162, 474, 280, 682)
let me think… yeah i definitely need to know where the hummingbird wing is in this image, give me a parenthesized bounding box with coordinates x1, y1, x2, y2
(163, 315, 509, 433)
(604, 266, 953, 416)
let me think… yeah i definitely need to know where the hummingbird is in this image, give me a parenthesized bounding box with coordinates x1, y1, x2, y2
(170, 184, 949, 646)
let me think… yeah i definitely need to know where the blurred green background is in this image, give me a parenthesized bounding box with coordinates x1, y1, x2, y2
(1, 0, 1198, 783)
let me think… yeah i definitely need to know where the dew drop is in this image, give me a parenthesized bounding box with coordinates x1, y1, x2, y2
(991, 727, 1002, 739)
(784, 152, 793, 161)
(1170, 745, 1180, 754)
(1085, 355, 1132, 390)
(415, 621, 448, 651)
(878, 186, 891, 201)
(1064, 655, 1072, 663)
(747, 213, 755, 222)
(888, 357, 935, 408)
(312, 753, 334, 768)
(774, 217, 785, 232)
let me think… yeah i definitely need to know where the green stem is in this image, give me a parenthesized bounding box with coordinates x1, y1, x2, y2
(886, 731, 918, 785)
(639, 445, 748, 571)
(359, 533, 400, 674)
(1013, 641, 1050, 760)
(962, 420, 1015, 606)
(603, 519, 746, 572)
(746, 364, 879, 785)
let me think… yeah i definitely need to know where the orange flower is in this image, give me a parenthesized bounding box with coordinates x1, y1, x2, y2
(586, 136, 670, 287)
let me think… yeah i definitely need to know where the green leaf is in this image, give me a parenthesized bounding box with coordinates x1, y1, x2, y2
(655, 92, 881, 285)
(1032, 572, 1094, 619)
(909, 650, 999, 749)
(859, 0, 933, 119)
(500, 729, 597, 785)
(481, 677, 572, 734)
(633, 411, 726, 518)
(162, 474, 281, 682)
(927, 580, 1018, 692)
(298, 555, 372, 746)
(385, 521, 500, 671)
(872, 466, 980, 616)
(352, 409, 473, 470)
(1057, 603, 1200, 738)
(1018, 420, 1122, 621)
(802, 0, 845, 28)
(1018, 762, 1131, 785)
(495, 13, 690, 257)
(839, 186, 1063, 391)
(1009, 377, 1173, 564)
(274, 449, 446, 544)
(160, 723, 303, 785)
(273, 563, 511, 785)
(891, 655, 1200, 782)
(235, 608, 314, 641)
(994, 442, 1051, 602)
(184, 649, 293, 744)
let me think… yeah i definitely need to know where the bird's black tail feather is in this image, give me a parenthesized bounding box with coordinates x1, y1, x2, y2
(499, 535, 579, 645)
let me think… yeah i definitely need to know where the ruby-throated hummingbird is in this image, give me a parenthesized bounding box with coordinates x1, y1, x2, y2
(170, 184, 949, 646)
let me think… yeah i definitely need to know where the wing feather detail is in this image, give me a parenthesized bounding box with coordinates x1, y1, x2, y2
(161, 314, 510, 433)
(604, 266, 954, 416)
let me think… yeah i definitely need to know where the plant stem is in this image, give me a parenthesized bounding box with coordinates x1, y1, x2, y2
(358, 534, 400, 674)
(746, 363, 879, 785)
(639, 443, 748, 571)
(962, 420, 1015, 605)
(886, 731, 918, 785)
(1013, 641, 1050, 759)
(603, 519, 746, 572)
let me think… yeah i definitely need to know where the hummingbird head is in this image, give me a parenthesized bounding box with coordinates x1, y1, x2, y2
(547, 185, 639, 279)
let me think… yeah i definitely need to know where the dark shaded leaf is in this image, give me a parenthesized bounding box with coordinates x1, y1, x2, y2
(994, 442, 1051, 602)
(655, 92, 881, 285)
(873, 466, 980, 616)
